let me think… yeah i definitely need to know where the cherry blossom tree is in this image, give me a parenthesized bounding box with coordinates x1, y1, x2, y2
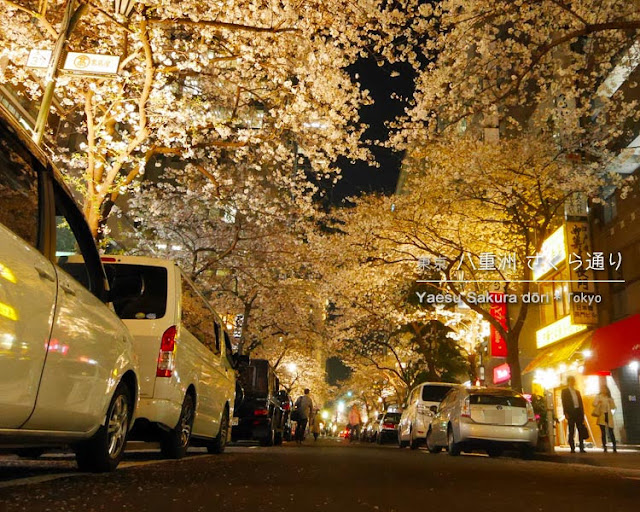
(0, 0, 420, 238)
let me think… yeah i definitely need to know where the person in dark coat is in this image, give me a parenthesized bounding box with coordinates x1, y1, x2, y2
(561, 375, 586, 453)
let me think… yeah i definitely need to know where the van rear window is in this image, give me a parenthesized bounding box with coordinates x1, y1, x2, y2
(103, 264, 168, 319)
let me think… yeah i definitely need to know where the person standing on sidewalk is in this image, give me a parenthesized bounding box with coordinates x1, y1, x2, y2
(593, 385, 617, 453)
(294, 389, 313, 444)
(310, 408, 321, 441)
(561, 375, 586, 453)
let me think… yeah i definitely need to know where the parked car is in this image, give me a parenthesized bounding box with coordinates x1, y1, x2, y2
(0, 105, 139, 472)
(398, 382, 458, 449)
(368, 414, 384, 443)
(426, 387, 538, 458)
(376, 412, 402, 444)
(63, 255, 237, 458)
(232, 359, 288, 446)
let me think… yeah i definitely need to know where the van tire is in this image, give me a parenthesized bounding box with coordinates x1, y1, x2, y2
(161, 393, 195, 459)
(208, 407, 229, 454)
(274, 430, 283, 445)
(260, 425, 275, 447)
(75, 383, 131, 472)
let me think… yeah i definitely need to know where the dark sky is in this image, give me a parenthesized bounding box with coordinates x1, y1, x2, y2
(328, 58, 415, 204)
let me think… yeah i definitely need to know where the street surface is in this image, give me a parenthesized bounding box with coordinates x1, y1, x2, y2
(0, 439, 638, 512)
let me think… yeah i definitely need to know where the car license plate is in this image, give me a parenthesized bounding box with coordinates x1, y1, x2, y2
(231, 417, 239, 426)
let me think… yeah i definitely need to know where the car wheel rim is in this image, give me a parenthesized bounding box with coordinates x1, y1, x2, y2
(179, 400, 194, 448)
(107, 395, 129, 458)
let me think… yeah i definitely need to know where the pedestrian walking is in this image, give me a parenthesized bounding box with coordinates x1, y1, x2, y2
(593, 385, 617, 452)
(561, 375, 586, 453)
(294, 389, 313, 444)
(347, 404, 362, 441)
(311, 409, 321, 441)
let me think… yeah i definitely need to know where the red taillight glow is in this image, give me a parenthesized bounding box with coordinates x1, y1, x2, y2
(526, 402, 536, 422)
(157, 325, 177, 377)
(254, 408, 269, 416)
(282, 403, 290, 411)
(461, 397, 471, 418)
(383, 423, 395, 429)
(101, 257, 117, 262)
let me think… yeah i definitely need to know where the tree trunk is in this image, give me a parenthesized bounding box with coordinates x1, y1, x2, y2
(506, 331, 523, 391)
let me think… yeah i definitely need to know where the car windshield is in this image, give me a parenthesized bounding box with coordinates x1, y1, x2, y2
(469, 394, 527, 408)
(422, 385, 454, 402)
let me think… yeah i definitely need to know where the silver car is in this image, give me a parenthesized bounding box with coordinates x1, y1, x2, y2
(426, 387, 538, 458)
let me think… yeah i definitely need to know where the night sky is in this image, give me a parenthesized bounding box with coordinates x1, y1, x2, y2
(328, 58, 415, 204)
(324, 59, 414, 384)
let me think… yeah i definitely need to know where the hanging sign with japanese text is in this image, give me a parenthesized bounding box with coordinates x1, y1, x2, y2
(565, 221, 598, 325)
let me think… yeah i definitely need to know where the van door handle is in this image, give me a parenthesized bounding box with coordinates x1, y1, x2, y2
(61, 283, 76, 296)
(35, 265, 55, 282)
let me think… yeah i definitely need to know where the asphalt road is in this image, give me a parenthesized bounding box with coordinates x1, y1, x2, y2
(0, 439, 638, 512)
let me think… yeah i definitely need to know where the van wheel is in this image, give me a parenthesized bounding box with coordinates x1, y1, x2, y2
(260, 425, 275, 447)
(208, 408, 229, 454)
(75, 383, 131, 472)
(398, 431, 409, 448)
(274, 430, 283, 446)
(447, 426, 460, 456)
(161, 394, 195, 459)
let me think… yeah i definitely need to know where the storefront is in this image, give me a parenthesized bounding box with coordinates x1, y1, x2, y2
(584, 314, 640, 444)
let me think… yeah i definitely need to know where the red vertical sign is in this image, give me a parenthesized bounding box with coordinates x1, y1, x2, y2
(490, 292, 508, 357)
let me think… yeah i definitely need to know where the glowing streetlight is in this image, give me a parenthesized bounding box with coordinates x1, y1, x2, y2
(286, 362, 298, 373)
(337, 401, 345, 413)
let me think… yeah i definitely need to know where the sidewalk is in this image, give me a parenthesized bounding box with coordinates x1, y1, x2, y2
(534, 446, 640, 471)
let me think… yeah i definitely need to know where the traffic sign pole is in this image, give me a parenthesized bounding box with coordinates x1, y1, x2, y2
(32, 0, 86, 145)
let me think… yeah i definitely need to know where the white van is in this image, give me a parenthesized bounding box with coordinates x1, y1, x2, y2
(398, 382, 458, 449)
(0, 105, 139, 472)
(84, 255, 235, 458)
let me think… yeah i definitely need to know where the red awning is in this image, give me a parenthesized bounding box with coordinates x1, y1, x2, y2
(584, 314, 640, 374)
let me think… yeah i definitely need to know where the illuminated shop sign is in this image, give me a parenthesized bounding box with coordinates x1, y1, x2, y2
(536, 315, 587, 349)
(493, 363, 511, 384)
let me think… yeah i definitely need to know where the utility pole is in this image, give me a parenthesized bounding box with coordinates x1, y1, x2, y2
(32, 0, 87, 145)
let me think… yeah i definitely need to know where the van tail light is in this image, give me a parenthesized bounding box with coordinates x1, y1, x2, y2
(461, 397, 471, 418)
(157, 326, 177, 378)
(282, 403, 291, 411)
(254, 408, 269, 416)
(526, 402, 536, 423)
(383, 423, 395, 429)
